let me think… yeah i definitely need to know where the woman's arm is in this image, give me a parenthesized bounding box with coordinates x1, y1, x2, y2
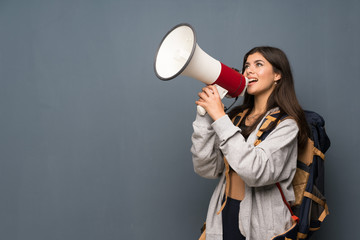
(191, 113, 225, 179)
(211, 115, 299, 187)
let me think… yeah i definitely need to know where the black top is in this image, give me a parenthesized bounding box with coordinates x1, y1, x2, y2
(239, 119, 250, 141)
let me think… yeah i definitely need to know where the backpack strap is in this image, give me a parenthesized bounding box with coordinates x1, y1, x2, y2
(276, 182, 299, 223)
(313, 147, 325, 160)
(217, 109, 248, 215)
(254, 111, 299, 222)
(253, 110, 283, 146)
(303, 191, 330, 222)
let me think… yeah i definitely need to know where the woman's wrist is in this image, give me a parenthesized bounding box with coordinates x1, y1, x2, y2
(211, 111, 226, 121)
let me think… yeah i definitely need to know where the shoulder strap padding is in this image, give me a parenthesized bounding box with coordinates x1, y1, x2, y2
(254, 110, 287, 146)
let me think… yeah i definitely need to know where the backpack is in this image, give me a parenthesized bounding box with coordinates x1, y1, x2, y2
(198, 110, 330, 240)
(253, 110, 331, 240)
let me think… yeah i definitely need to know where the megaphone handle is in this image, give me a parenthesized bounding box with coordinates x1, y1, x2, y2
(197, 85, 228, 116)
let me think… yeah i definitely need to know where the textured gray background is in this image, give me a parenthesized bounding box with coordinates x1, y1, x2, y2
(0, 0, 359, 239)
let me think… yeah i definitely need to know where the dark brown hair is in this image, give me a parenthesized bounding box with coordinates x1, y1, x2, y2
(229, 46, 309, 149)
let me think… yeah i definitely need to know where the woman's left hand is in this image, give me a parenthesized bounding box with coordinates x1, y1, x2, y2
(196, 85, 226, 121)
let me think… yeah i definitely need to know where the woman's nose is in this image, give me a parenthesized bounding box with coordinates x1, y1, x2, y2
(245, 67, 254, 75)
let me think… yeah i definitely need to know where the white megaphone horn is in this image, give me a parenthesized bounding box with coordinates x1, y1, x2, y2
(154, 23, 248, 115)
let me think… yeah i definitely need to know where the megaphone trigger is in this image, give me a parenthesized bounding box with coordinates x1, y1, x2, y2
(215, 85, 228, 99)
(196, 84, 228, 116)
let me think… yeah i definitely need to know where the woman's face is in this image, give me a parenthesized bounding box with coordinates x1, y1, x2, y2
(243, 52, 281, 98)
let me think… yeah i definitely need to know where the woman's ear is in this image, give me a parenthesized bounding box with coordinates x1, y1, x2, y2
(274, 73, 281, 81)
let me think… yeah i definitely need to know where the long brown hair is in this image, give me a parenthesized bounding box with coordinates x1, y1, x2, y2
(229, 46, 309, 149)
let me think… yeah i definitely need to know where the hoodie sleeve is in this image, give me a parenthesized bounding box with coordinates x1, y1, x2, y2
(191, 113, 225, 179)
(211, 114, 298, 187)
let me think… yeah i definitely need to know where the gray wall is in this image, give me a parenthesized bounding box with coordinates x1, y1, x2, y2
(0, 0, 359, 239)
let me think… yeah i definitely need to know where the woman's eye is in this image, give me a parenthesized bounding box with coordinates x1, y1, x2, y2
(256, 63, 263, 67)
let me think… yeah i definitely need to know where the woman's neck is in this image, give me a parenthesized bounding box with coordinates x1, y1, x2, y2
(252, 94, 269, 115)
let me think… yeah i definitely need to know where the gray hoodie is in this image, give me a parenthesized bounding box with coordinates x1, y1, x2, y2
(191, 108, 299, 240)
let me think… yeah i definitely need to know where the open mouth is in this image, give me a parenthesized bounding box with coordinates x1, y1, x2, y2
(248, 78, 258, 84)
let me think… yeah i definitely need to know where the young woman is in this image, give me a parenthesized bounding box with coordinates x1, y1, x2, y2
(191, 46, 309, 240)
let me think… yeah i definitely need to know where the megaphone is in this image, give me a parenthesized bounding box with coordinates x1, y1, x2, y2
(154, 23, 248, 115)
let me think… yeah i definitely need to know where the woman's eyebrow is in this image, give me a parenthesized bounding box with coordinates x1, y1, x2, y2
(245, 59, 265, 66)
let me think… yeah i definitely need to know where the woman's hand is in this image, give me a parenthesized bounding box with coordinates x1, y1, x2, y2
(196, 85, 226, 121)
